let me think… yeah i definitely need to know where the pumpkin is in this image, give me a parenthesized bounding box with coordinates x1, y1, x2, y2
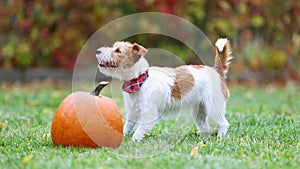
(51, 81, 123, 148)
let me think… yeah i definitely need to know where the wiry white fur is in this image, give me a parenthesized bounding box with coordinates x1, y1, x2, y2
(215, 38, 228, 52)
(121, 64, 229, 141)
(96, 40, 230, 141)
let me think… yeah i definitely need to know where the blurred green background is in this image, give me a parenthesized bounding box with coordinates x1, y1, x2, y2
(0, 0, 299, 84)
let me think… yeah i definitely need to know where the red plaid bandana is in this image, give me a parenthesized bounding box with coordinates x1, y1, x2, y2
(122, 70, 149, 93)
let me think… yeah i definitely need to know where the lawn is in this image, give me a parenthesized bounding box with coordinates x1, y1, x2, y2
(0, 80, 299, 169)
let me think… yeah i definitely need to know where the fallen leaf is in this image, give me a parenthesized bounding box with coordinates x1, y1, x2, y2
(0, 122, 6, 128)
(43, 133, 50, 139)
(190, 146, 199, 156)
(43, 108, 54, 114)
(27, 99, 39, 106)
(277, 151, 282, 157)
(22, 154, 34, 163)
(199, 144, 206, 148)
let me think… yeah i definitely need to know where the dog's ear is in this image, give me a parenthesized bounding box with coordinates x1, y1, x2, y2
(132, 43, 148, 56)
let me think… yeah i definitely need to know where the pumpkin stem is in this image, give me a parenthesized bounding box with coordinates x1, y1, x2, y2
(91, 81, 109, 96)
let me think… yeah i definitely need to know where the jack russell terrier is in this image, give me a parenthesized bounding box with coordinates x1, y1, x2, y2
(96, 38, 233, 141)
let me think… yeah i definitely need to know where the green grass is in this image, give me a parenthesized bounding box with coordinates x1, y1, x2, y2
(0, 81, 299, 169)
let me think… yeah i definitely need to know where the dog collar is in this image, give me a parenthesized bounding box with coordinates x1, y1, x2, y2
(122, 70, 149, 93)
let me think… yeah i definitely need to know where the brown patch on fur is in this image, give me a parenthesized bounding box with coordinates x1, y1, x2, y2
(171, 67, 195, 99)
(214, 64, 229, 99)
(190, 65, 204, 69)
(111, 42, 148, 68)
(220, 76, 228, 99)
(121, 53, 140, 68)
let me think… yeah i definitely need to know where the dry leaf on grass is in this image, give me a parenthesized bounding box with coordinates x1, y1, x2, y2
(23, 154, 34, 163)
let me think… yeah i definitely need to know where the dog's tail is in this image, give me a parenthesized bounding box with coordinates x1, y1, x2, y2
(214, 38, 233, 79)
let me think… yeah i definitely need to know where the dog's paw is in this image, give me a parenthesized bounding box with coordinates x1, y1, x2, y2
(217, 127, 228, 137)
(132, 133, 144, 142)
(123, 126, 133, 136)
(198, 124, 211, 134)
(123, 130, 131, 136)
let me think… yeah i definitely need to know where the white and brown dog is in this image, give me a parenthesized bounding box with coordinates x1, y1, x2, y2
(96, 39, 233, 141)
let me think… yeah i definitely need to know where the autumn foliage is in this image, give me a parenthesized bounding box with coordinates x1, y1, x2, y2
(0, 0, 299, 82)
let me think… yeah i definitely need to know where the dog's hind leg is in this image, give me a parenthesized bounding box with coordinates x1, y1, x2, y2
(209, 99, 230, 137)
(193, 103, 211, 134)
(214, 104, 230, 137)
(216, 116, 229, 137)
(193, 85, 213, 134)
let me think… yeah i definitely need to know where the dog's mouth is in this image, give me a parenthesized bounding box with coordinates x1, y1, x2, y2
(98, 61, 118, 68)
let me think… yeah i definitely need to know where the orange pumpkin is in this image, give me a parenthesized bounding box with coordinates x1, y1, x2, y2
(51, 82, 123, 148)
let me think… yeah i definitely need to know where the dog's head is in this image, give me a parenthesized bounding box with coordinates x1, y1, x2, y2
(96, 41, 148, 79)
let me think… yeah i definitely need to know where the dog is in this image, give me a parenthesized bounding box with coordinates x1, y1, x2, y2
(96, 38, 233, 141)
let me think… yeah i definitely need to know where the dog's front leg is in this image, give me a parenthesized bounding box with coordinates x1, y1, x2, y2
(132, 121, 157, 142)
(123, 110, 139, 136)
(132, 109, 159, 142)
(123, 94, 140, 136)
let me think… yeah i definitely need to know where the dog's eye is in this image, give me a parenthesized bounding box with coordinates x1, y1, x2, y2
(115, 48, 121, 53)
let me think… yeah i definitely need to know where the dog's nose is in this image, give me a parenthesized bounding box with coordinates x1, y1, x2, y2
(96, 50, 101, 55)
